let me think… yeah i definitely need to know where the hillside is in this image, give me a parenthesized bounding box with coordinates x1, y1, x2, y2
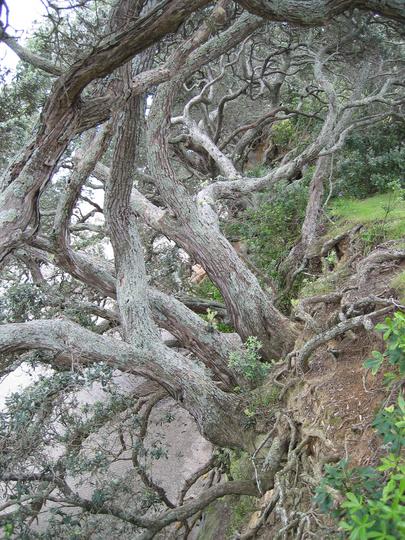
(188, 190, 405, 539)
(0, 2, 404, 539)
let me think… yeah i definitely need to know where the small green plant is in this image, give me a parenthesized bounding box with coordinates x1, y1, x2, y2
(242, 406, 257, 429)
(228, 336, 269, 385)
(363, 311, 405, 376)
(250, 385, 280, 409)
(205, 307, 219, 330)
(360, 222, 388, 253)
(245, 164, 268, 177)
(373, 396, 405, 454)
(316, 313, 405, 539)
(140, 488, 162, 511)
(149, 440, 168, 461)
(192, 279, 223, 303)
(315, 459, 382, 514)
(324, 249, 338, 269)
(315, 394, 405, 539)
(3, 523, 14, 539)
(227, 495, 257, 536)
(200, 307, 234, 333)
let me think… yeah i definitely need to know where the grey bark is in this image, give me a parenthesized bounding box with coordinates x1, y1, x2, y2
(237, 0, 405, 24)
(0, 0, 209, 261)
(101, 38, 252, 449)
(30, 234, 244, 385)
(279, 154, 332, 286)
(147, 66, 297, 361)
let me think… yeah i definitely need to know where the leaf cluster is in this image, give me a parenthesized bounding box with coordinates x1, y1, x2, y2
(316, 313, 405, 540)
(228, 336, 269, 385)
(225, 178, 309, 282)
(363, 311, 405, 376)
(334, 122, 405, 200)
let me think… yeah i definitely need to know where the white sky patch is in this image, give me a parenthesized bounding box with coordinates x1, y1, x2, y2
(0, 363, 52, 410)
(1, 0, 46, 72)
(0, 2, 117, 260)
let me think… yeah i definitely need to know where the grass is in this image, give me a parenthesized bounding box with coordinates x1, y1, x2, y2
(328, 193, 405, 240)
(226, 495, 257, 536)
(191, 278, 224, 303)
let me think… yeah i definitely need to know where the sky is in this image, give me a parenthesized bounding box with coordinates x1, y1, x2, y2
(0, 1, 116, 406)
(1, 0, 46, 71)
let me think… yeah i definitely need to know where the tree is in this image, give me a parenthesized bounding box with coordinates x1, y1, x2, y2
(0, 0, 404, 537)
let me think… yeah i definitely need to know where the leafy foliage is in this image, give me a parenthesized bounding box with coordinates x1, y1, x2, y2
(316, 393, 405, 539)
(0, 61, 51, 172)
(0, 283, 47, 322)
(228, 336, 269, 385)
(225, 179, 309, 282)
(227, 495, 257, 537)
(316, 314, 405, 539)
(363, 311, 405, 376)
(333, 121, 405, 199)
(0, 281, 97, 328)
(191, 278, 224, 303)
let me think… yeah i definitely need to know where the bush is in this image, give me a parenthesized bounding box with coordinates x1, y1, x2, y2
(316, 313, 405, 540)
(333, 122, 405, 199)
(228, 336, 269, 385)
(225, 179, 309, 282)
(315, 395, 405, 540)
(191, 278, 223, 303)
(363, 311, 405, 376)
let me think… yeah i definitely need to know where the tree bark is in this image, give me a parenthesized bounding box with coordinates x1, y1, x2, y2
(236, 0, 405, 24)
(101, 45, 253, 449)
(279, 154, 332, 286)
(0, 318, 251, 449)
(0, 0, 210, 262)
(30, 235, 244, 386)
(147, 75, 297, 360)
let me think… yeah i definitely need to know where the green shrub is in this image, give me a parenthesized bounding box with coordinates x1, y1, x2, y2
(228, 336, 269, 385)
(271, 119, 296, 148)
(333, 122, 405, 199)
(227, 495, 257, 536)
(363, 311, 405, 376)
(316, 395, 405, 540)
(316, 313, 405, 540)
(191, 278, 223, 303)
(225, 180, 309, 282)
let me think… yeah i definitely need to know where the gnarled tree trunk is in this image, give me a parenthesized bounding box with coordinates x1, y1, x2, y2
(147, 73, 297, 360)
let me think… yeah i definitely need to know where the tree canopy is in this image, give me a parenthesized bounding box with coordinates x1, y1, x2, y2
(0, 0, 404, 538)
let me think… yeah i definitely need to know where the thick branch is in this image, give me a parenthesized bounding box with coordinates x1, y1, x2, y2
(0, 28, 62, 75)
(292, 306, 395, 371)
(236, 0, 405, 24)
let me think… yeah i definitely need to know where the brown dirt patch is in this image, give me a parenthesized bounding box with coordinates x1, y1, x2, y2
(288, 327, 386, 467)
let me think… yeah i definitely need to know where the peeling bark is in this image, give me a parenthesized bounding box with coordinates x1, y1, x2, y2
(237, 0, 405, 24)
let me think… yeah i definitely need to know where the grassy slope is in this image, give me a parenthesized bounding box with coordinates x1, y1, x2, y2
(328, 192, 405, 239)
(299, 193, 405, 299)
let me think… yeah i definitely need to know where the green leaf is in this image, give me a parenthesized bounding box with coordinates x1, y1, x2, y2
(364, 353, 384, 375)
(398, 394, 405, 413)
(340, 520, 352, 530)
(342, 492, 363, 510)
